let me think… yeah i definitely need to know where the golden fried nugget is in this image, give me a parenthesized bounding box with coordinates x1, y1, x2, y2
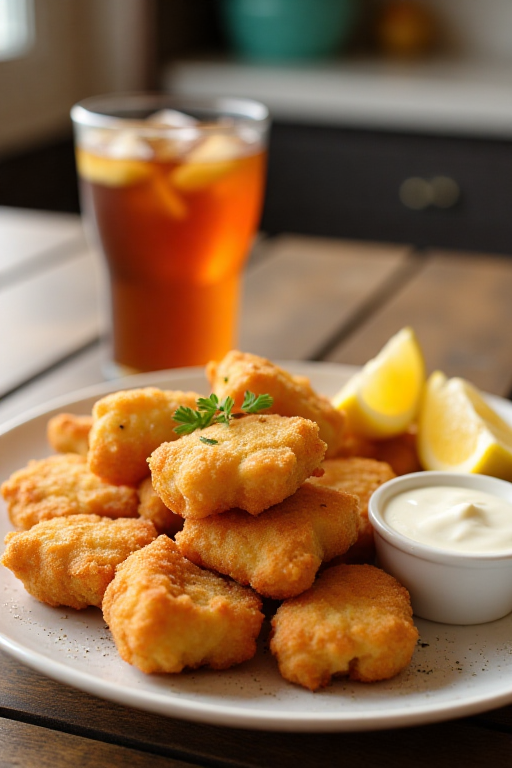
(1, 454, 139, 530)
(334, 433, 379, 460)
(176, 484, 359, 599)
(2, 515, 157, 609)
(137, 476, 184, 536)
(102, 535, 264, 674)
(270, 564, 418, 691)
(307, 457, 395, 563)
(206, 350, 345, 458)
(47, 413, 92, 456)
(88, 387, 201, 486)
(149, 414, 326, 519)
(335, 429, 421, 477)
(374, 429, 421, 476)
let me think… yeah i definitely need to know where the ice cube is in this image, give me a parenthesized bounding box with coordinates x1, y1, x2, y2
(80, 128, 113, 153)
(185, 134, 243, 163)
(108, 130, 154, 160)
(237, 125, 261, 148)
(147, 109, 198, 128)
(144, 112, 201, 161)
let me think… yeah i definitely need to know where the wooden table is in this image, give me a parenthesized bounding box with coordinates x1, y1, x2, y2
(2, 207, 512, 766)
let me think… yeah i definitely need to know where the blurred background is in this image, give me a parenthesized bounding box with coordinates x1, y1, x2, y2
(1, 0, 512, 254)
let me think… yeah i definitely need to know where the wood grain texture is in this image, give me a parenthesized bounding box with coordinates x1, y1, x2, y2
(0, 716, 196, 768)
(240, 235, 412, 360)
(0, 208, 84, 280)
(326, 250, 512, 396)
(0, 342, 106, 426)
(0, 250, 104, 398)
(1, 651, 512, 768)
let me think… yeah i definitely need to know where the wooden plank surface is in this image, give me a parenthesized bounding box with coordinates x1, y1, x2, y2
(1, 652, 512, 768)
(0, 249, 103, 397)
(326, 250, 512, 396)
(0, 716, 196, 768)
(0, 208, 84, 280)
(240, 235, 414, 360)
(0, 342, 106, 426)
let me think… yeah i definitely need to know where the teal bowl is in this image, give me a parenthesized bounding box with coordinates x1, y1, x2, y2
(220, 0, 357, 63)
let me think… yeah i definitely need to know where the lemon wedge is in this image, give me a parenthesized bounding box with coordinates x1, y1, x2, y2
(76, 148, 151, 187)
(332, 326, 425, 439)
(417, 371, 512, 479)
(151, 174, 188, 219)
(171, 136, 240, 191)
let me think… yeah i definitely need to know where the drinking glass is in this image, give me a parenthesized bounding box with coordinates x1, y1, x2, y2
(71, 93, 269, 376)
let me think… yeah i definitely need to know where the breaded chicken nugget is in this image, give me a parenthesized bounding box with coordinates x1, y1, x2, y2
(307, 457, 395, 563)
(336, 428, 421, 477)
(47, 413, 92, 456)
(88, 387, 200, 486)
(1, 454, 139, 530)
(2, 515, 157, 609)
(373, 429, 421, 476)
(102, 535, 264, 674)
(149, 414, 326, 519)
(176, 484, 359, 599)
(206, 351, 345, 458)
(270, 564, 418, 691)
(137, 476, 184, 536)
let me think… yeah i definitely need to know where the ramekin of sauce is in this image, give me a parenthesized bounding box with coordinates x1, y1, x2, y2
(368, 471, 512, 625)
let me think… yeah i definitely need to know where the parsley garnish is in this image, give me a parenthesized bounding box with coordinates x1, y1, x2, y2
(173, 391, 273, 436)
(241, 391, 274, 413)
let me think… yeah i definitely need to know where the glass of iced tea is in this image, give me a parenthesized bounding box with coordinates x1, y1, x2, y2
(71, 93, 269, 376)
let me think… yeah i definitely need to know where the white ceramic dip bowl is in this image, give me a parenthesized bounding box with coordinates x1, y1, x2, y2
(368, 471, 512, 625)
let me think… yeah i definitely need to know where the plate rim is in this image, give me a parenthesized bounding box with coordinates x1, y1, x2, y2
(3, 625, 512, 733)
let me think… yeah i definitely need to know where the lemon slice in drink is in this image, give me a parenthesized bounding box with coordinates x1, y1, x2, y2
(76, 148, 151, 187)
(332, 327, 425, 439)
(171, 135, 240, 191)
(417, 371, 512, 479)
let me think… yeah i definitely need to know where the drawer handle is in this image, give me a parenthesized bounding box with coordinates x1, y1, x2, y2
(399, 176, 460, 210)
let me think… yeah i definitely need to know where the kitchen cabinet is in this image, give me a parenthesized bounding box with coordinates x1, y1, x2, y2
(166, 57, 512, 255)
(262, 121, 512, 254)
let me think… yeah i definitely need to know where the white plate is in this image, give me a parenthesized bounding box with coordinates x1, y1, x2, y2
(2, 361, 512, 733)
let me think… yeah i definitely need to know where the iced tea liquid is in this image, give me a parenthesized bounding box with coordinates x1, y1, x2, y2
(77, 138, 266, 372)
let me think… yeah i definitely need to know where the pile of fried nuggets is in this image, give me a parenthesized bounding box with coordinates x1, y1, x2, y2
(1, 351, 420, 692)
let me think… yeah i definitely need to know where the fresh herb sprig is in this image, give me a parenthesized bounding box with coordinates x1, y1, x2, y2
(240, 391, 274, 413)
(173, 391, 273, 436)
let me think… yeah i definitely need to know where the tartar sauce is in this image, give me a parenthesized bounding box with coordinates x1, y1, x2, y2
(384, 485, 512, 554)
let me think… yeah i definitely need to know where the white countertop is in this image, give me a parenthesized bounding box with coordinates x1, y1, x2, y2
(163, 56, 512, 139)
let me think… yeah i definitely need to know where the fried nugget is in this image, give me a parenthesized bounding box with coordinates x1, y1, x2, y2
(206, 350, 345, 458)
(307, 457, 395, 563)
(1, 454, 140, 530)
(137, 476, 184, 536)
(102, 535, 264, 674)
(373, 429, 421, 476)
(47, 413, 92, 456)
(149, 414, 326, 519)
(2, 515, 157, 609)
(333, 433, 379, 461)
(176, 484, 359, 599)
(336, 428, 421, 477)
(88, 387, 201, 486)
(270, 564, 418, 691)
